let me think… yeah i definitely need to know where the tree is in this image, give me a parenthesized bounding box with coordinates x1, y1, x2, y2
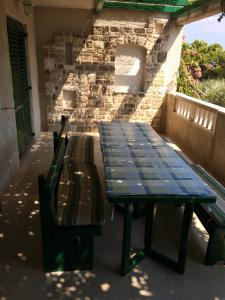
(177, 40, 225, 97)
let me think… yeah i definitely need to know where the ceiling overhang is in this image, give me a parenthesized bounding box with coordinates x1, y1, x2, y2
(31, 0, 222, 24)
(176, 0, 221, 25)
(102, 0, 221, 19)
(32, 0, 96, 10)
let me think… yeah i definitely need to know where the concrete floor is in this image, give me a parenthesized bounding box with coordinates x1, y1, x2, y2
(0, 132, 225, 300)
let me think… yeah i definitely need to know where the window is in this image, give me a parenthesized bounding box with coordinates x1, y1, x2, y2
(114, 44, 146, 93)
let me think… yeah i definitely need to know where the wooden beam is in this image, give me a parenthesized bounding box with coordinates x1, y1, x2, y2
(104, 0, 191, 5)
(104, 1, 182, 13)
(96, 0, 105, 13)
(175, 0, 221, 25)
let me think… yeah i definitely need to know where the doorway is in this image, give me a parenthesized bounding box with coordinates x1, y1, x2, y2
(7, 17, 33, 157)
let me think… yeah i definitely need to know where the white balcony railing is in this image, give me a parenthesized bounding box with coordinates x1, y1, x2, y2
(166, 92, 225, 186)
(174, 93, 219, 131)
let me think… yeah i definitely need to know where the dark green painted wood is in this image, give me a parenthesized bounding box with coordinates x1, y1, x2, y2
(99, 121, 216, 275)
(149, 248, 178, 269)
(53, 116, 94, 164)
(107, 195, 214, 205)
(171, 0, 208, 18)
(103, 0, 205, 16)
(46, 138, 66, 192)
(147, 204, 194, 274)
(121, 204, 133, 275)
(53, 131, 60, 154)
(38, 135, 104, 272)
(42, 234, 94, 272)
(177, 203, 194, 274)
(205, 227, 225, 265)
(144, 204, 157, 251)
(53, 115, 69, 152)
(104, 2, 181, 12)
(192, 164, 225, 225)
(109, 0, 191, 5)
(7, 17, 32, 157)
(170, 150, 225, 266)
(191, 165, 225, 265)
(120, 203, 195, 275)
(127, 248, 148, 271)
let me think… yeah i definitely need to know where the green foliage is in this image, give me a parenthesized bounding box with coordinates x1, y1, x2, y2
(198, 79, 225, 107)
(177, 60, 203, 98)
(177, 40, 225, 106)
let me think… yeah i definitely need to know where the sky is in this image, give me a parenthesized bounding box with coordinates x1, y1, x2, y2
(183, 14, 225, 49)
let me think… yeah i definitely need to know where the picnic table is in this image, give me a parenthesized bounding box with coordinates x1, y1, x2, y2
(99, 121, 216, 275)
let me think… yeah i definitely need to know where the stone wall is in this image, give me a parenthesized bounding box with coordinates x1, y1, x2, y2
(43, 10, 183, 132)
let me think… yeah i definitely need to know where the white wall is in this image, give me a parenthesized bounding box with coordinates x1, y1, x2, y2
(0, 0, 40, 194)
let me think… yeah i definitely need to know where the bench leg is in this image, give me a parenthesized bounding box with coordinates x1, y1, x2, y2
(205, 227, 225, 265)
(42, 236, 94, 272)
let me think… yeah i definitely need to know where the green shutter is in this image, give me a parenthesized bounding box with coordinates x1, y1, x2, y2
(7, 17, 33, 157)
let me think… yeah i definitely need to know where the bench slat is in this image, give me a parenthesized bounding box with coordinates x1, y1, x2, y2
(64, 135, 94, 164)
(53, 116, 69, 152)
(39, 116, 104, 272)
(47, 138, 66, 193)
(57, 162, 104, 226)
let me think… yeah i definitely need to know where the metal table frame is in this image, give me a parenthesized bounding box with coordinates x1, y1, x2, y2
(99, 121, 216, 275)
(121, 202, 194, 275)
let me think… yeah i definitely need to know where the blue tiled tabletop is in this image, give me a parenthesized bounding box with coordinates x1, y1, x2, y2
(99, 121, 216, 276)
(102, 145, 177, 158)
(99, 121, 216, 203)
(106, 179, 213, 198)
(100, 140, 166, 148)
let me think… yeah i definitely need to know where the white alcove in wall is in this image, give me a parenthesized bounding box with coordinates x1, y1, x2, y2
(114, 44, 146, 93)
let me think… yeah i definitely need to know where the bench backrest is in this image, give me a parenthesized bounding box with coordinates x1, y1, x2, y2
(38, 137, 66, 237)
(53, 115, 69, 152)
(193, 164, 225, 226)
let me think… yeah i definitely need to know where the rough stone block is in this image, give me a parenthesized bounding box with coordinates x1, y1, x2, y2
(63, 89, 76, 101)
(43, 16, 176, 132)
(134, 27, 146, 35)
(137, 36, 146, 46)
(93, 41, 105, 49)
(110, 26, 119, 32)
(88, 73, 96, 83)
(93, 26, 104, 35)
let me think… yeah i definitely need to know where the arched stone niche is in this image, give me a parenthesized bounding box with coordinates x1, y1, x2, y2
(114, 44, 146, 93)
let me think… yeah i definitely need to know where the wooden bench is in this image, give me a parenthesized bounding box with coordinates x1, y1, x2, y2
(190, 164, 225, 265)
(53, 115, 69, 152)
(53, 116, 94, 164)
(163, 139, 225, 266)
(168, 141, 225, 266)
(38, 136, 104, 272)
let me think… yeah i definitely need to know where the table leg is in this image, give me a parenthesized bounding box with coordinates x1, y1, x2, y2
(144, 204, 157, 252)
(120, 202, 194, 275)
(121, 203, 133, 275)
(148, 203, 195, 274)
(177, 203, 195, 274)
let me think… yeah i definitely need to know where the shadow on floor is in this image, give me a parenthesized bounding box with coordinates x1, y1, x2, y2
(0, 133, 225, 300)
